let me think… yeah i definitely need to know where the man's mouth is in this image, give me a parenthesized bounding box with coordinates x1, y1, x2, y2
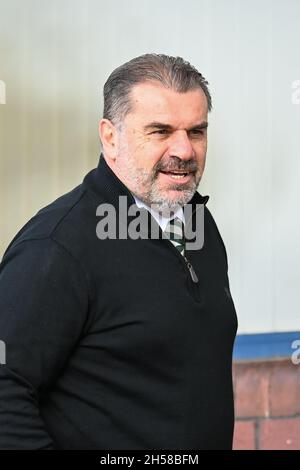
(159, 170, 194, 180)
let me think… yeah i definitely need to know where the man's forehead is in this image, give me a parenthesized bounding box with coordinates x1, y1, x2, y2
(128, 82, 208, 123)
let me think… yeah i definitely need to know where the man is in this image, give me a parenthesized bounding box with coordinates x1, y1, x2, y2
(0, 54, 237, 450)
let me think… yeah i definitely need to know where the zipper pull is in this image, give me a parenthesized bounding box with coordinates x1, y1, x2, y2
(184, 256, 199, 283)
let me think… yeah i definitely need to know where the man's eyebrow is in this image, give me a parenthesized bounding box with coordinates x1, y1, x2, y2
(143, 121, 209, 132)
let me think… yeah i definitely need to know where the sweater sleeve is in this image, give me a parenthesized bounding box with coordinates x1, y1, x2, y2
(0, 237, 89, 449)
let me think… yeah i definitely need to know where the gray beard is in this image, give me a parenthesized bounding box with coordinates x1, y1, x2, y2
(139, 184, 197, 215)
(115, 145, 199, 215)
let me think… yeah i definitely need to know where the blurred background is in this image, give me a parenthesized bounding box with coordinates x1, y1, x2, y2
(0, 0, 299, 450)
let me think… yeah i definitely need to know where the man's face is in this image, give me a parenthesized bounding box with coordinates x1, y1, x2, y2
(108, 82, 208, 212)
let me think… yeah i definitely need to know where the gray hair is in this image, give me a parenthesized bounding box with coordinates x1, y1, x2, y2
(103, 53, 212, 126)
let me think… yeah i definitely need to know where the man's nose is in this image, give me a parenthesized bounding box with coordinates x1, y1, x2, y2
(168, 130, 194, 160)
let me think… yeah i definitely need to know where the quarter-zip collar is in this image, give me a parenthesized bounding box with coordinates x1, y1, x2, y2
(83, 155, 209, 288)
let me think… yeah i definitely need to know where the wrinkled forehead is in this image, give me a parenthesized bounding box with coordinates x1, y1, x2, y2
(127, 82, 208, 127)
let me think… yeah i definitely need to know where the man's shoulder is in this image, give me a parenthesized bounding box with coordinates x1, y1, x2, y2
(3, 182, 97, 257)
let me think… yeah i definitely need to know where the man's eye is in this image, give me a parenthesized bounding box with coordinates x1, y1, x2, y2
(190, 129, 204, 136)
(153, 129, 169, 135)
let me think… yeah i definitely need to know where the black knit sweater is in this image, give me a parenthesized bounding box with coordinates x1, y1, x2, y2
(0, 156, 237, 450)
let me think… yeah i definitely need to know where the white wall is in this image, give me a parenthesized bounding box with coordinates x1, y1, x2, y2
(0, 0, 299, 333)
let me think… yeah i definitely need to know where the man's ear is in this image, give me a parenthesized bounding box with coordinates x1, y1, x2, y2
(99, 119, 118, 161)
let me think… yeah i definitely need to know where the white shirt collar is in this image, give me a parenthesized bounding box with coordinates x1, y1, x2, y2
(132, 195, 185, 232)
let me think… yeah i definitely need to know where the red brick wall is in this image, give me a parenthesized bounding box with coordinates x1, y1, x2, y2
(232, 359, 300, 450)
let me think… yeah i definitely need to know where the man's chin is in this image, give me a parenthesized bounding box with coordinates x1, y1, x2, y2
(149, 189, 196, 214)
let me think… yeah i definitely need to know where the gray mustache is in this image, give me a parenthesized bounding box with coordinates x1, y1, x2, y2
(155, 159, 198, 173)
